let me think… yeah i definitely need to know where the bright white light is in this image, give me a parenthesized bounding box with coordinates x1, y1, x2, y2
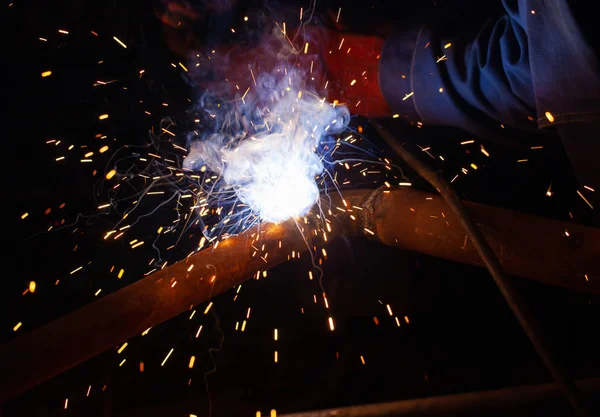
(183, 17, 351, 231)
(182, 26, 353, 227)
(222, 133, 322, 222)
(184, 72, 349, 224)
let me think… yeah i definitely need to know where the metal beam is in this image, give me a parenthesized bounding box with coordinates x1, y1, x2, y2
(355, 188, 599, 293)
(1, 187, 598, 401)
(279, 377, 600, 417)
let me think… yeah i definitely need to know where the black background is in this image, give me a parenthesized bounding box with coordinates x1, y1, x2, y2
(2, 1, 599, 416)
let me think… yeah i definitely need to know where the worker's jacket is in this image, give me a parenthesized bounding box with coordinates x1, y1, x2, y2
(380, 0, 599, 202)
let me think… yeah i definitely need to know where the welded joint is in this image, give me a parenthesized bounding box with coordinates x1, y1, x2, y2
(359, 186, 388, 238)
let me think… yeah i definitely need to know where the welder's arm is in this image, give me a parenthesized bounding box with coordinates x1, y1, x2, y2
(377, 0, 600, 189)
(378, 1, 539, 137)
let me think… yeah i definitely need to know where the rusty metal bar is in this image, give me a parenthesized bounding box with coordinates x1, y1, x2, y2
(279, 377, 600, 417)
(1, 188, 599, 402)
(355, 188, 599, 294)
(0, 220, 316, 403)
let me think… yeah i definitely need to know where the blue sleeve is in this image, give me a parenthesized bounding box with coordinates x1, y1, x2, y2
(379, 0, 600, 137)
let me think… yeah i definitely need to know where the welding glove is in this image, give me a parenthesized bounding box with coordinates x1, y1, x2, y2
(181, 24, 390, 118)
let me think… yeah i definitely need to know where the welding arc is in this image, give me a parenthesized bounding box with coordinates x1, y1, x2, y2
(372, 122, 589, 417)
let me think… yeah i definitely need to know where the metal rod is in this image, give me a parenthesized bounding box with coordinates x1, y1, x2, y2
(0, 220, 316, 403)
(2, 188, 598, 402)
(279, 377, 600, 417)
(354, 188, 599, 293)
(372, 122, 589, 416)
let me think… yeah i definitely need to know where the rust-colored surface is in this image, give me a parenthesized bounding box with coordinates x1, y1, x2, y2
(1, 187, 598, 402)
(0, 221, 320, 403)
(354, 188, 599, 294)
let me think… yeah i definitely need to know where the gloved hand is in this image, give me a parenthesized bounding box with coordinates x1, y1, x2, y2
(317, 29, 391, 118)
(185, 25, 391, 118)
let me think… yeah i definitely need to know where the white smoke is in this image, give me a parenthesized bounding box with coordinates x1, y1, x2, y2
(183, 26, 349, 224)
(184, 80, 348, 222)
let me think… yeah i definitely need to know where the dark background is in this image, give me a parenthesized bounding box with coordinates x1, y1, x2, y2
(2, 0, 599, 416)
